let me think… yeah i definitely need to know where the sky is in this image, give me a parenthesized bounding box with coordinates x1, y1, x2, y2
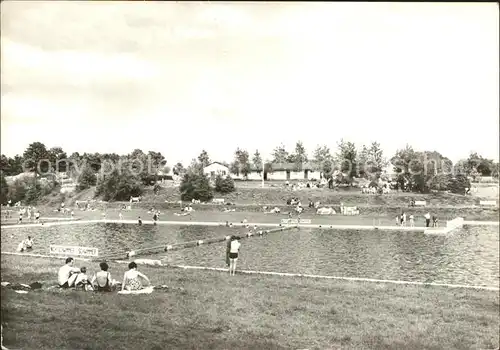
(1, 1, 499, 166)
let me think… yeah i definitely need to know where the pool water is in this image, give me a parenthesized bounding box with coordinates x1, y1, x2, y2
(0, 223, 238, 257)
(162, 226, 499, 287)
(2, 223, 498, 287)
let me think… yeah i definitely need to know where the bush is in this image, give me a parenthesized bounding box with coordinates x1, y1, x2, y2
(448, 174, 471, 194)
(215, 175, 235, 194)
(95, 169, 143, 201)
(25, 184, 42, 203)
(7, 179, 28, 204)
(180, 172, 213, 202)
(429, 174, 452, 191)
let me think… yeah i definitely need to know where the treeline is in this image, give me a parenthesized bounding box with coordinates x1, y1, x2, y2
(1, 140, 499, 205)
(0, 142, 173, 204)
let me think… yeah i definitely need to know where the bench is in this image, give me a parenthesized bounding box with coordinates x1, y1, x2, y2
(479, 200, 497, 206)
(342, 207, 359, 216)
(414, 200, 426, 206)
(212, 198, 225, 204)
(281, 219, 312, 224)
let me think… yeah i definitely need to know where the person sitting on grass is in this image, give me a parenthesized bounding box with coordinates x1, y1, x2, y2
(24, 236, 34, 250)
(122, 262, 151, 291)
(74, 267, 93, 291)
(91, 262, 115, 292)
(58, 257, 81, 288)
(16, 240, 27, 253)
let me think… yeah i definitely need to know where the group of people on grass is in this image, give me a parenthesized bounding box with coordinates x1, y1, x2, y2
(57, 257, 151, 292)
(8, 206, 42, 224)
(16, 236, 34, 252)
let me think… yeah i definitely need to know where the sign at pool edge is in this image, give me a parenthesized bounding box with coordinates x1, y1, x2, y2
(49, 245, 99, 257)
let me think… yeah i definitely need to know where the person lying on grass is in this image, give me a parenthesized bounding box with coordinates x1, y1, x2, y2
(58, 257, 81, 288)
(122, 262, 151, 291)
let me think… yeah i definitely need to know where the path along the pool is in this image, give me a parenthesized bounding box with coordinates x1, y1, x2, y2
(2, 217, 496, 231)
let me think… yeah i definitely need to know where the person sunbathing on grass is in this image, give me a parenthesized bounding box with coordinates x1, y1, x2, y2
(58, 257, 82, 288)
(122, 262, 151, 291)
(91, 262, 117, 292)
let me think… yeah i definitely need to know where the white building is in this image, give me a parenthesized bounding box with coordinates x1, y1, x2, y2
(203, 162, 229, 178)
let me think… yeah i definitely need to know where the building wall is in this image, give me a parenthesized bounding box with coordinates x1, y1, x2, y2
(247, 172, 263, 181)
(203, 163, 229, 177)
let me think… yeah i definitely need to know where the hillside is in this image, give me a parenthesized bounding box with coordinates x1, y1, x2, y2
(137, 184, 491, 207)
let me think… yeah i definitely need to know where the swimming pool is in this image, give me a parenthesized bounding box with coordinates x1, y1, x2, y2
(2, 223, 498, 287)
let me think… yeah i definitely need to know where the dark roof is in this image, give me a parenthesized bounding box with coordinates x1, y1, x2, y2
(266, 162, 320, 172)
(205, 162, 228, 168)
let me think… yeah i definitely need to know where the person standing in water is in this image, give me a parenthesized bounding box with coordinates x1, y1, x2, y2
(228, 237, 241, 276)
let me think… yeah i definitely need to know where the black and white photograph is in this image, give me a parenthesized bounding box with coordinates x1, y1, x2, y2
(1, 2, 499, 349)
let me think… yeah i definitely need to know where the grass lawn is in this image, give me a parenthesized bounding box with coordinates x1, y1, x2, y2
(1, 255, 499, 350)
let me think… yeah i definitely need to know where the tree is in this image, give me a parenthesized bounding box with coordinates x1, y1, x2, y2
(197, 150, 211, 168)
(272, 144, 289, 165)
(230, 148, 251, 178)
(23, 142, 50, 176)
(215, 174, 235, 194)
(0, 172, 8, 204)
(179, 172, 213, 202)
(366, 142, 387, 179)
(173, 162, 185, 175)
(252, 150, 263, 172)
(313, 145, 334, 177)
(148, 151, 166, 183)
(77, 165, 97, 190)
(465, 152, 494, 177)
(0, 155, 23, 176)
(291, 141, 308, 171)
(391, 147, 454, 193)
(336, 139, 358, 180)
(48, 147, 68, 173)
(358, 145, 369, 179)
(95, 168, 143, 201)
(492, 163, 499, 179)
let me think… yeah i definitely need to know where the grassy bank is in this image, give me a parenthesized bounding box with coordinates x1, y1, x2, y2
(1, 255, 499, 350)
(145, 186, 490, 207)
